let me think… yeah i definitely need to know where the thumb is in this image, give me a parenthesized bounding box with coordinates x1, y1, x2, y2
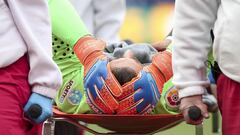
(152, 39, 172, 51)
(197, 103, 209, 119)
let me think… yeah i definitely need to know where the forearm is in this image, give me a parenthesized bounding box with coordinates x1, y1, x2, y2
(48, 0, 90, 47)
(7, 0, 62, 98)
(172, 0, 219, 98)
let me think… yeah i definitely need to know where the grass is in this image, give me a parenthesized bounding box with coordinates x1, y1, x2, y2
(85, 112, 222, 135)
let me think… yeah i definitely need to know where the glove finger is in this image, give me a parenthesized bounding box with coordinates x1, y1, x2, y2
(84, 59, 108, 89)
(134, 86, 159, 106)
(137, 101, 155, 114)
(135, 71, 160, 103)
(133, 71, 147, 89)
(117, 71, 160, 114)
(89, 76, 119, 111)
(117, 83, 143, 114)
(144, 69, 162, 100)
(85, 73, 103, 90)
(117, 96, 142, 114)
(139, 104, 154, 114)
(132, 87, 159, 114)
(103, 64, 122, 97)
(98, 60, 108, 80)
(94, 76, 105, 90)
(97, 82, 119, 111)
(117, 88, 152, 114)
(86, 77, 117, 114)
(85, 81, 108, 114)
(85, 76, 105, 97)
(148, 73, 161, 101)
(86, 86, 114, 114)
(84, 64, 98, 84)
(146, 74, 161, 103)
(118, 98, 153, 115)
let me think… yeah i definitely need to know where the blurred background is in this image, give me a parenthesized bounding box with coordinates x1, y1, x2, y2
(120, 0, 175, 43)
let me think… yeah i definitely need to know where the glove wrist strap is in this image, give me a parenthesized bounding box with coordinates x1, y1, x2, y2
(152, 51, 173, 81)
(73, 36, 106, 65)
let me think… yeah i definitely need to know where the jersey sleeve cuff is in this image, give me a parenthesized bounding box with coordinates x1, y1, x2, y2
(32, 85, 57, 99)
(178, 86, 205, 99)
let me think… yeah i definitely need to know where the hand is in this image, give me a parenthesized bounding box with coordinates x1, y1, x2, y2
(152, 39, 172, 51)
(117, 51, 173, 114)
(118, 70, 161, 114)
(150, 51, 173, 81)
(74, 36, 122, 114)
(24, 93, 53, 124)
(180, 95, 209, 125)
(202, 92, 218, 112)
(84, 59, 123, 114)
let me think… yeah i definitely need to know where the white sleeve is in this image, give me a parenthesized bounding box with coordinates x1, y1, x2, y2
(7, 0, 62, 98)
(93, 0, 126, 42)
(172, 0, 219, 98)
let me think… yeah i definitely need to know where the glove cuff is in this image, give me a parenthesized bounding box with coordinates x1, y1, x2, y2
(152, 51, 173, 81)
(73, 36, 107, 76)
(144, 64, 165, 93)
(73, 36, 106, 64)
(32, 85, 56, 99)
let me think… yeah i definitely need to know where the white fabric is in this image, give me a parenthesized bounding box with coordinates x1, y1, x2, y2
(173, 0, 240, 98)
(70, 0, 126, 42)
(0, 0, 62, 98)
